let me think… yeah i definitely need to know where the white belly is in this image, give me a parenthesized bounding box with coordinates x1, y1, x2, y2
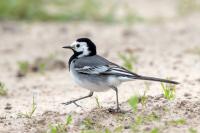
(69, 61, 127, 92)
(70, 69, 112, 92)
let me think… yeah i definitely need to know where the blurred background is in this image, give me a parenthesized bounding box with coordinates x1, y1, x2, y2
(0, 0, 200, 22)
(1, 0, 200, 132)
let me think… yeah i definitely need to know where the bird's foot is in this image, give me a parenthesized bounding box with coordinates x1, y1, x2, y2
(108, 107, 121, 113)
(62, 101, 82, 107)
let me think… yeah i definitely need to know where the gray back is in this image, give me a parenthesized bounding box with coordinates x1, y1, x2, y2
(74, 55, 112, 68)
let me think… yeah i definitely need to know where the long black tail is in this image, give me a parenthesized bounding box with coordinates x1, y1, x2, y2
(135, 75, 179, 84)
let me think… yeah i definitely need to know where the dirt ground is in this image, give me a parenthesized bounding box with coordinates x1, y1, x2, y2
(1, 1, 200, 133)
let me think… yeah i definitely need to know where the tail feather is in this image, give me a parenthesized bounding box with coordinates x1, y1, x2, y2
(135, 75, 179, 84)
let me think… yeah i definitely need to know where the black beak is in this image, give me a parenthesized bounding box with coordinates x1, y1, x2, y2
(62, 46, 72, 49)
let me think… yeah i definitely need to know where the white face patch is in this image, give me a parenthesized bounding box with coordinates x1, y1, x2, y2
(70, 41, 91, 58)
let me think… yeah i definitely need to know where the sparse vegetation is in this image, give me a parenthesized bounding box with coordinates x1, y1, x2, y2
(139, 82, 150, 108)
(113, 126, 123, 133)
(17, 61, 30, 76)
(48, 115, 72, 133)
(150, 128, 159, 133)
(0, 0, 144, 23)
(0, 0, 48, 21)
(123, 7, 145, 24)
(177, 0, 200, 16)
(104, 128, 112, 133)
(82, 118, 95, 130)
(132, 114, 160, 132)
(38, 63, 46, 74)
(16, 55, 65, 77)
(131, 115, 143, 132)
(66, 115, 73, 125)
(81, 128, 120, 133)
(161, 82, 176, 100)
(189, 128, 198, 133)
(95, 97, 102, 109)
(118, 53, 137, 71)
(17, 60, 47, 76)
(81, 126, 123, 133)
(1, 0, 200, 132)
(80, 118, 123, 133)
(186, 47, 200, 56)
(145, 112, 160, 122)
(18, 96, 37, 118)
(167, 118, 186, 126)
(128, 95, 139, 112)
(0, 82, 8, 96)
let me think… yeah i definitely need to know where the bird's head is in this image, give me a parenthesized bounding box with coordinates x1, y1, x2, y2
(63, 38, 96, 58)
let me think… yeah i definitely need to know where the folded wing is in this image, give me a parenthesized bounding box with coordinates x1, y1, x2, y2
(75, 63, 139, 78)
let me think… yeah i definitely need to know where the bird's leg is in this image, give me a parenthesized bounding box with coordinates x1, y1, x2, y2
(115, 87, 120, 111)
(111, 87, 120, 112)
(62, 91, 93, 107)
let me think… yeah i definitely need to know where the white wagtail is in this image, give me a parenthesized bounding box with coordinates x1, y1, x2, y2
(62, 38, 179, 111)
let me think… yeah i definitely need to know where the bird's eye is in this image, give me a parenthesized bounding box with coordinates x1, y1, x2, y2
(76, 44, 80, 48)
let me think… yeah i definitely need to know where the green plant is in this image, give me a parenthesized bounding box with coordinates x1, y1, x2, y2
(140, 82, 150, 108)
(49, 124, 65, 133)
(0, 0, 49, 21)
(161, 82, 176, 100)
(113, 126, 123, 133)
(131, 115, 143, 132)
(128, 96, 139, 112)
(130, 111, 161, 132)
(131, 113, 160, 132)
(38, 63, 46, 74)
(81, 117, 106, 132)
(150, 128, 159, 133)
(82, 118, 95, 130)
(118, 53, 137, 71)
(167, 118, 186, 126)
(18, 96, 37, 118)
(95, 97, 102, 109)
(17, 61, 30, 75)
(189, 128, 198, 133)
(66, 115, 72, 125)
(0, 0, 147, 23)
(0, 82, 7, 96)
(144, 112, 160, 122)
(105, 128, 112, 133)
(49, 115, 72, 133)
(0, 0, 110, 22)
(177, 0, 200, 16)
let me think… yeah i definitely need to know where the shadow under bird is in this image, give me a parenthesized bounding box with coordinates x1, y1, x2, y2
(62, 38, 179, 112)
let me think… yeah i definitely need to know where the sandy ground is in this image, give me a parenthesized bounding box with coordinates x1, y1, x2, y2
(1, 1, 200, 132)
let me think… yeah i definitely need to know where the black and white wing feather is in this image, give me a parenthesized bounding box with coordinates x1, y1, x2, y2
(75, 65, 139, 78)
(74, 55, 139, 78)
(75, 65, 109, 74)
(73, 55, 179, 84)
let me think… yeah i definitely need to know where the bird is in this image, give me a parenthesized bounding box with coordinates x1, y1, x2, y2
(62, 38, 179, 112)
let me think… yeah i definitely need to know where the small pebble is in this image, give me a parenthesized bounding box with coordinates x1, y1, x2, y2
(144, 127, 151, 131)
(184, 93, 191, 97)
(124, 125, 130, 129)
(4, 103, 12, 110)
